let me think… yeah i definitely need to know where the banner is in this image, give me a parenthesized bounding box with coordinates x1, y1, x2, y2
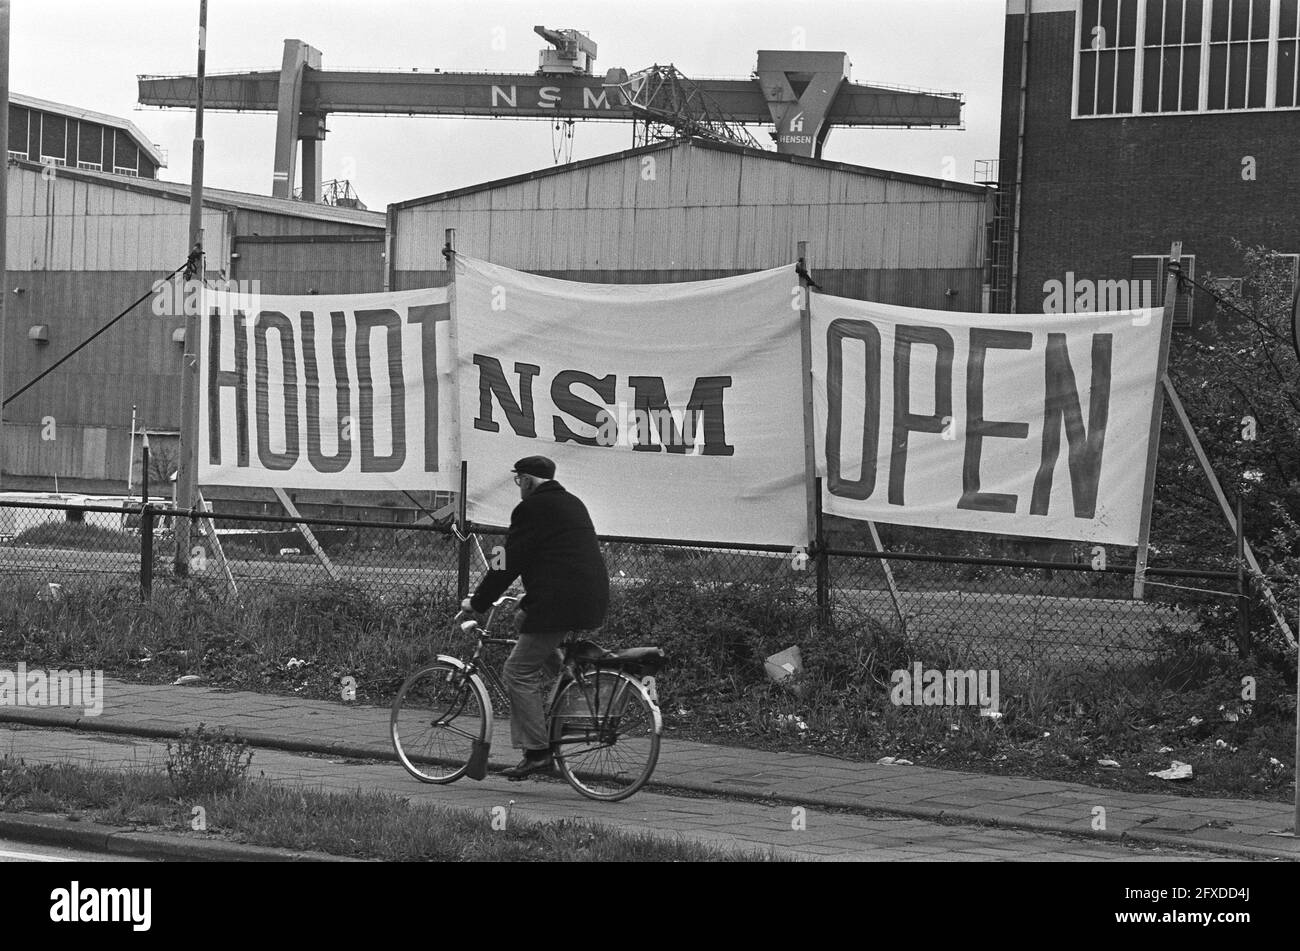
(455, 256, 808, 545)
(197, 286, 457, 490)
(811, 295, 1165, 545)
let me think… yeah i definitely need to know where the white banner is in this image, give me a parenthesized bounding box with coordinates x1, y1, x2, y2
(812, 295, 1165, 545)
(197, 286, 457, 490)
(455, 256, 808, 545)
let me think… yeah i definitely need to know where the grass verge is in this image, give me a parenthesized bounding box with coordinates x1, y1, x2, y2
(0, 755, 784, 862)
(0, 568, 1294, 803)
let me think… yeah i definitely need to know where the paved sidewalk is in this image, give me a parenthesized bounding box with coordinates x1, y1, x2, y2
(0, 726, 1228, 861)
(0, 676, 1296, 860)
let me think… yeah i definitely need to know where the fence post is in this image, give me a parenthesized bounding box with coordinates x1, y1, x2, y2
(141, 505, 154, 601)
(814, 476, 829, 629)
(456, 460, 470, 602)
(1236, 494, 1250, 658)
(140, 435, 152, 600)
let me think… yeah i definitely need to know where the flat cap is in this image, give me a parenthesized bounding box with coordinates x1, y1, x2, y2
(512, 455, 556, 479)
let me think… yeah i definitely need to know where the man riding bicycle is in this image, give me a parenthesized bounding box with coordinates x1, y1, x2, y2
(459, 455, 610, 779)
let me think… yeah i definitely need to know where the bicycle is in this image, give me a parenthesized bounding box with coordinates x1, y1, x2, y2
(390, 595, 666, 802)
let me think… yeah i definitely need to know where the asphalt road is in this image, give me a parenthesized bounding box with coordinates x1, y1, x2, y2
(0, 838, 147, 862)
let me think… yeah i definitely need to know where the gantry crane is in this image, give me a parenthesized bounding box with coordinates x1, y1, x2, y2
(137, 28, 964, 201)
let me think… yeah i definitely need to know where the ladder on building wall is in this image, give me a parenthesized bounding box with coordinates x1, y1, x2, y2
(976, 159, 1013, 314)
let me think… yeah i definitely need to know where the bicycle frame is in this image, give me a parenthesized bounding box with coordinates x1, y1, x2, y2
(459, 595, 644, 749)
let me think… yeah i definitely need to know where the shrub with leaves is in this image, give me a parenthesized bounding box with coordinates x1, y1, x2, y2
(165, 722, 254, 797)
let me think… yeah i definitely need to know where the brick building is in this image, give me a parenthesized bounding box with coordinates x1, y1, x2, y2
(995, 0, 1300, 320)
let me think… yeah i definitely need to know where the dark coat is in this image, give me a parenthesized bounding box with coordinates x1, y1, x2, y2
(469, 480, 609, 634)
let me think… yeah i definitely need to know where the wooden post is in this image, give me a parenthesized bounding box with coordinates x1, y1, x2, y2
(174, 0, 208, 576)
(1132, 240, 1180, 598)
(273, 486, 341, 582)
(195, 488, 238, 596)
(867, 521, 905, 628)
(796, 242, 818, 556)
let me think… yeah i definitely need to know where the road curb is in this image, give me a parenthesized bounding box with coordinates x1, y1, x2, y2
(0, 812, 362, 862)
(4, 711, 1297, 862)
(650, 774, 1299, 861)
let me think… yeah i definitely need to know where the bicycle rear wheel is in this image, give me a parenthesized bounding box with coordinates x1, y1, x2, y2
(550, 670, 661, 801)
(391, 661, 490, 783)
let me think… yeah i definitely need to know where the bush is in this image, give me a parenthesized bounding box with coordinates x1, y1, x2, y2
(165, 723, 254, 797)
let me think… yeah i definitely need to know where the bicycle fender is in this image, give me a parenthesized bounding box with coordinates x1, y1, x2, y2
(432, 653, 496, 752)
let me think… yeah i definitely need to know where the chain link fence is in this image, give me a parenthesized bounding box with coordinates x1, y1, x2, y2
(0, 497, 1246, 670)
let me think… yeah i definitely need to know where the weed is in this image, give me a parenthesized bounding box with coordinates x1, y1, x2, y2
(164, 722, 254, 797)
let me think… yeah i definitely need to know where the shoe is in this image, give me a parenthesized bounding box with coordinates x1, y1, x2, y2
(502, 753, 554, 780)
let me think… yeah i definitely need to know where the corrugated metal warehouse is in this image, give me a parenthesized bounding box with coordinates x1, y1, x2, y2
(2, 158, 385, 492)
(389, 137, 992, 307)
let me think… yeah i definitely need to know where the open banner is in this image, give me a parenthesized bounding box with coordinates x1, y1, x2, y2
(455, 256, 808, 546)
(811, 294, 1165, 545)
(197, 286, 458, 490)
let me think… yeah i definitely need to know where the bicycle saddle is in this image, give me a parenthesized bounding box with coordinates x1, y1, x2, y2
(565, 640, 665, 677)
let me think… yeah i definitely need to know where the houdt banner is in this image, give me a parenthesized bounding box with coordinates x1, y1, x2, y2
(811, 295, 1165, 545)
(197, 286, 457, 490)
(455, 256, 807, 545)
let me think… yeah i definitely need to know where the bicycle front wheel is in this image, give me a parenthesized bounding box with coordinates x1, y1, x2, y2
(391, 661, 490, 783)
(550, 670, 661, 801)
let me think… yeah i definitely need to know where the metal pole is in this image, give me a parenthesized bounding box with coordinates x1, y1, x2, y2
(456, 459, 470, 602)
(814, 476, 829, 628)
(174, 0, 207, 576)
(0, 0, 10, 491)
(126, 405, 138, 493)
(141, 434, 152, 600)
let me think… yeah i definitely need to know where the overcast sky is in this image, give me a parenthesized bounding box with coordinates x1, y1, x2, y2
(10, 0, 1006, 208)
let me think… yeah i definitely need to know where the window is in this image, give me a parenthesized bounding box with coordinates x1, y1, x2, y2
(1076, 0, 1300, 114)
(114, 131, 137, 174)
(40, 112, 67, 165)
(1131, 254, 1197, 325)
(1279, 0, 1300, 105)
(1078, 0, 1141, 115)
(77, 121, 102, 167)
(7, 105, 28, 157)
(1142, 0, 1204, 112)
(1207, 0, 1271, 109)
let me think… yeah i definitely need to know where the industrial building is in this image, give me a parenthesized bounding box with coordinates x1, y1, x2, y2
(390, 136, 992, 308)
(4, 113, 990, 495)
(994, 0, 1300, 319)
(1, 154, 385, 493)
(7, 93, 166, 179)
